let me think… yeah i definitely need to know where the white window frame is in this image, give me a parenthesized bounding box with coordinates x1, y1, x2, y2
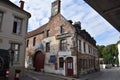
(11, 43, 20, 62)
(13, 17, 22, 34)
(78, 40, 81, 52)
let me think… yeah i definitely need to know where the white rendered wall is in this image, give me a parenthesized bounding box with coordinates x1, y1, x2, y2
(118, 43, 120, 66)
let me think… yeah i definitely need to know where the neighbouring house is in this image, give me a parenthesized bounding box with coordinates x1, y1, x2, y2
(118, 41, 120, 66)
(0, 0, 31, 79)
(26, 0, 99, 77)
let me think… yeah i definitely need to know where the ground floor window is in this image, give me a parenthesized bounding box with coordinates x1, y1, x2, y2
(49, 55, 56, 63)
(59, 57, 64, 68)
(11, 43, 20, 62)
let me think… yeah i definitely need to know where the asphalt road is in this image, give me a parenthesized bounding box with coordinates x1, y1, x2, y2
(21, 67, 120, 80)
(80, 67, 120, 80)
(21, 71, 63, 80)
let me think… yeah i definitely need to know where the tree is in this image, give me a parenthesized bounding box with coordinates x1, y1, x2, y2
(97, 45, 105, 58)
(97, 43, 118, 65)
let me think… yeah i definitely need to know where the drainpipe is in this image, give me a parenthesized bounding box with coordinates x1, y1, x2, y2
(75, 32, 79, 78)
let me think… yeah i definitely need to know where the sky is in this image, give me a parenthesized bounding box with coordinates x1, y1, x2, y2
(10, 0, 120, 46)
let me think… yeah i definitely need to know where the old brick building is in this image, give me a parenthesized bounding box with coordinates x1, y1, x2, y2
(26, 0, 99, 77)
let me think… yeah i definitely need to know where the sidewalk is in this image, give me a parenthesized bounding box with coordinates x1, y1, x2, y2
(26, 70, 80, 80)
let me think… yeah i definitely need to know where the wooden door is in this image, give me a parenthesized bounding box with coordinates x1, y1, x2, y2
(66, 57, 73, 76)
(34, 51, 45, 71)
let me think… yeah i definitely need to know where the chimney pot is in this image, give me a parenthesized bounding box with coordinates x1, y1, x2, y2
(19, 0, 24, 9)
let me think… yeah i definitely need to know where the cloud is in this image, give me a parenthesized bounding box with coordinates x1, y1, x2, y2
(10, 0, 53, 31)
(10, 0, 120, 45)
(95, 29, 120, 45)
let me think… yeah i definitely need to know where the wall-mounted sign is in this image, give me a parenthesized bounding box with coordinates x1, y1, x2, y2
(56, 32, 72, 39)
(58, 51, 71, 56)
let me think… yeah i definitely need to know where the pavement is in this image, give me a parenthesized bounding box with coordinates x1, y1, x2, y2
(25, 70, 80, 80)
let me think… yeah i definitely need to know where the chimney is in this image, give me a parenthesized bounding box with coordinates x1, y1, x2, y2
(68, 20, 73, 24)
(51, 0, 61, 16)
(19, 0, 24, 9)
(73, 21, 81, 29)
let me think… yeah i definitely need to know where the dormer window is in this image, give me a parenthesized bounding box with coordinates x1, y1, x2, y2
(60, 25, 64, 34)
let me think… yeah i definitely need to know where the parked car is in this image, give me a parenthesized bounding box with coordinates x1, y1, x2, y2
(105, 64, 112, 69)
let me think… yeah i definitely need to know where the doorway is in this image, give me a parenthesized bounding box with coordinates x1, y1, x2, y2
(66, 57, 73, 76)
(33, 51, 45, 71)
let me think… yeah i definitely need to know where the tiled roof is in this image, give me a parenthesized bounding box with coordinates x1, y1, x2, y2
(27, 23, 48, 38)
(73, 25, 96, 46)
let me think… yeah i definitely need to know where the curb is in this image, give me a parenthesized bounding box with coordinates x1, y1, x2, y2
(26, 70, 80, 80)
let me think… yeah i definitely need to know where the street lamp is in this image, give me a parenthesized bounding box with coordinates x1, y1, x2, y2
(8, 48, 14, 66)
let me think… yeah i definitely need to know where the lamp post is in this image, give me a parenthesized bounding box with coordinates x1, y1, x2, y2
(8, 48, 14, 66)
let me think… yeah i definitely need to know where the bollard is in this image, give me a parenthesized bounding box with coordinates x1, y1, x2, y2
(14, 70, 21, 80)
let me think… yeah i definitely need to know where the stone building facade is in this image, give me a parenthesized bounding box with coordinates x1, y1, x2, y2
(26, 0, 99, 77)
(0, 0, 31, 79)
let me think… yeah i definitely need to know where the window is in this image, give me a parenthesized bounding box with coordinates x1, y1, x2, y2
(60, 39, 66, 51)
(49, 55, 56, 63)
(13, 17, 22, 34)
(46, 30, 50, 37)
(79, 59, 82, 69)
(11, 43, 20, 62)
(78, 40, 81, 52)
(33, 37, 36, 46)
(0, 12, 3, 30)
(59, 57, 64, 68)
(46, 42, 50, 52)
(60, 25, 64, 34)
(84, 42, 86, 53)
(88, 45, 90, 53)
(82, 59, 85, 69)
(26, 40, 29, 47)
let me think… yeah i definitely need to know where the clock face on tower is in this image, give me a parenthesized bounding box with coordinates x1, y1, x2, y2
(52, 5, 58, 16)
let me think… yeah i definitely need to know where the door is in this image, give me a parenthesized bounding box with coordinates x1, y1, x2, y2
(34, 51, 45, 71)
(66, 57, 73, 76)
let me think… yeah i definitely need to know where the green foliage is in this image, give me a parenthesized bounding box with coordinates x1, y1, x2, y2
(97, 43, 119, 64)
(97, 45, 105, 58)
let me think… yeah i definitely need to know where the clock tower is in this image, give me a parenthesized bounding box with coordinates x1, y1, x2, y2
(51, 0, 61, 16)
